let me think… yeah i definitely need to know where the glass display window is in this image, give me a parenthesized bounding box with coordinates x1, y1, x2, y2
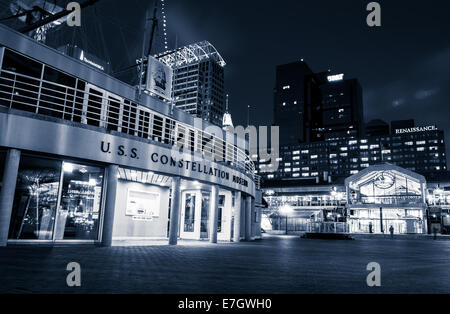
(8, 155, 61, 240)
(56, 162, 104, 240)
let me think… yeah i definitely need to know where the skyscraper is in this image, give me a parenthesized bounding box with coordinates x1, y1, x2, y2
(274, 61, 321, 146)
(273, 61, 363, 145)
(157, 41, 226, 127)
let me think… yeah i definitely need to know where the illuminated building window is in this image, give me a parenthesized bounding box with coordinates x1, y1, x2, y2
(311, 155, 318, 159)
(382, 150, 391, 154)
(330, 154, 337, 158)
(417, 147, 425, 152)
(340, 147, 348, 151)
(283, 85, 290, 90)
(301, 150, 309, 154)
(284, 168, 291, 172)
(416, 141, 426, 145)
(370, 144, 379, 149)
(293, 150, 300, 155)
(340, 153, 348, 157)
(350, 170, 359, 174)
(302, 167, 309, 171)
(349, 140, 357, 145)
(293, 173, 300, 177)
(360, 139, 368, 144)
(360, 145, 368, 150)
(293, 156, 300, 160)
(361, 157, 369, 162)
(405, 141, 413, 146)
(302, 173, 310, 177)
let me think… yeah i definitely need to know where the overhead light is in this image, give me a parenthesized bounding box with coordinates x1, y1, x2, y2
(63, 163, 74, 173)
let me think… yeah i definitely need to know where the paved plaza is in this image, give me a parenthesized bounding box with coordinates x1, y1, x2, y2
(0, 235, 449, 294)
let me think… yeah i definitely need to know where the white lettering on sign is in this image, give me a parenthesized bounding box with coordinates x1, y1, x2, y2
(327, 74, 344, 82)
(395, 125, 437, 134)
(79, 50, 105, 71)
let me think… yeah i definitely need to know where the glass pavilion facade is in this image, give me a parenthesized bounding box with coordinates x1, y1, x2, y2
(345, 164, 427, 234)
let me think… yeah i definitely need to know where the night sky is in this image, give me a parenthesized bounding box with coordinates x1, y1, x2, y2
(2, 0, 449, 158)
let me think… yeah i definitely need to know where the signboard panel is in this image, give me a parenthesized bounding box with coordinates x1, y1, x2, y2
(0, 113, 255, 196)
(126, 190, 161, 220)
(146, 56, 173, 100)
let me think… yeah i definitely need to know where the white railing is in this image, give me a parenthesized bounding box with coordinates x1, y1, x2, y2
(0, 68, 255, 178)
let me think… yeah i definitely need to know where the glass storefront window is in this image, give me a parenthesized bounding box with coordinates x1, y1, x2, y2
(200, 192, 210, 234)
(56, 162, 104, 240)
(184, 193, 196, 232)
(218, 195, 225, 233)
(8, 156, 61, 240)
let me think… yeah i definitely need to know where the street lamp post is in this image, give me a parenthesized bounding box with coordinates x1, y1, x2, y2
(279, 205, 293, 235)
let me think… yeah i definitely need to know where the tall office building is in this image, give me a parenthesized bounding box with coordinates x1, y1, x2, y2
(157, 41, 226, 127)
(274, 61, 321, 145)
(314, 73, 363, 141)
(274, 61, 363, 145)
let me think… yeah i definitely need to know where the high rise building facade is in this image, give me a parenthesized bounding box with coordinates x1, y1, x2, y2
(273, 61, 363, 146)
(258, 121, 447, 183)
(157, 41, 226, 127)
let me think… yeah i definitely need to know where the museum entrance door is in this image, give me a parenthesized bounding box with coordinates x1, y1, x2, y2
(180, 190, 210, 240)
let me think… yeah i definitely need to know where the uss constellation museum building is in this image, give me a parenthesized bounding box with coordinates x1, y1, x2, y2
(0, 25, 261, 246)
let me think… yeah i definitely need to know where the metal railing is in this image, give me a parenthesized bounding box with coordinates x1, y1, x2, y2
(0, 67, 255, 178)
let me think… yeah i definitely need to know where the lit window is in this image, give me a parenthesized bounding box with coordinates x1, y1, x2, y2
(360, 139, 368, 144)
(360, 145, 368, 150)
(302, 167, 310, 171)
(405, 141, 413, 146)
(361, 163, 369, 168)
(370, 144, 379, 149)
(350, 170, 359, 174)
(284, 168, 291, 172)
(340, 147, 348, 151)
(361, 157, 369, 162)
(416, 141, 426, 145)
(293, 150, 300, 155)
(293, 173, 300, 177)
(293, 156, 300, 160)
(417, 147, 425, 152)
(330, 154, 337, 158)
(302, 173, 310, 177)
(340, 153, 348, 157)
(285, 162, 291, 166)
(283, 85, 290, 90)
(268, 174, 274, 179)
(301, 150, 309, 154)
(349, 140, 357, 145)
(381, 150, 391, 154)
(311, 155, 318, 159)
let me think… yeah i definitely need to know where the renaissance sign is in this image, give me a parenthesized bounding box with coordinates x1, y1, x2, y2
(395, 125, 437, 134)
